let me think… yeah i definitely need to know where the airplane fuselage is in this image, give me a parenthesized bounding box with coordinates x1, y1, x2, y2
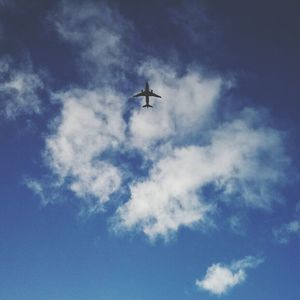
(143, 82, 152, 107)
(145, 95, 150, 106)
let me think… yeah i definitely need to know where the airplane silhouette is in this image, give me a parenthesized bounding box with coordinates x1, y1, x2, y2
(133, 82, 162, 108)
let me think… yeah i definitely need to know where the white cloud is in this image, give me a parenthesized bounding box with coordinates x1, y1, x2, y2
(0, 56, 43, 120)
(26, 51, 288, 240)
(115, 109, 288, 240)
(114, 146, 214, 240)
(211, 110, 288, 209)
(45, 88, 126, 212)
(196, 256, 264, 295)
(37, 1, 291, 240)
(197, 264, 245, 295)
(273, 220, 300, 244)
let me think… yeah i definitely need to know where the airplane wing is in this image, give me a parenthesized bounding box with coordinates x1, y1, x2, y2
(133, 91, 147, 97)
(149, 91, 162, 98)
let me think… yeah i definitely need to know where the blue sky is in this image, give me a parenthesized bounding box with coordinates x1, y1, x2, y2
(0, 0, 300, 299)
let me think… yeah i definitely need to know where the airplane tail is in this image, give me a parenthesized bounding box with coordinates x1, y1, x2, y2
(143, 104, 153, 108)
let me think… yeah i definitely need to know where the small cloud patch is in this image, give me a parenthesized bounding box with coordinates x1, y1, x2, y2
(196, 256, 264, 295)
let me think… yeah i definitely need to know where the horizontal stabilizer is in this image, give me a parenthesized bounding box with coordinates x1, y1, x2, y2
(143, 104, 153, 108)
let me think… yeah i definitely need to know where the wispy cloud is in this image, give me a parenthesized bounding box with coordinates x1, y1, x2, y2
(51, 0, 133, 84)
(196, 256, 264, 295)
(0, 55, 43, 120)
(228, 215, 246, 235)
(273, 220, 300, 244)
(273, 201, 300, 244)
(169, 1, 220, 50)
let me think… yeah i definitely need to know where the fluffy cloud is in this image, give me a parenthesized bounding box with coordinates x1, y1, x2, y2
(197, 264, 245, 295)
(37, 1, 291, 240)
(45, 88, 126, 212)
(0, 56, 43, 119)
(196, 256, 264, 295)
(114, 146, 214, 240)
(115, 108, 288, 240)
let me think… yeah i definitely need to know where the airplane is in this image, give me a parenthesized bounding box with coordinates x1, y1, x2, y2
(133, 82, 162, 108)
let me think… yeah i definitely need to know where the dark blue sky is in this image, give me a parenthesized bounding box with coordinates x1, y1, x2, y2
(0, 1, 299, 299)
